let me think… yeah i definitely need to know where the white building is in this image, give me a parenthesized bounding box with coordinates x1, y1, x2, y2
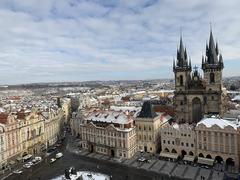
(79, 110, 137, 159)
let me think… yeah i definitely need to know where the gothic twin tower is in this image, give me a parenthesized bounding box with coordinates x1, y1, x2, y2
(173, 30, 225, 124)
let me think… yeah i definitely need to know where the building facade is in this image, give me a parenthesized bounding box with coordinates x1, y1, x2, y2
(1, 114, 22, 162)
(196, 117, 240, 170)
(43, 108, 64, 148)
(135, 101, 171, 153)
(0, 124, 7, 171)
(160, 123, 196, 158)
(79, 110, 137, 159)
(19, 110, 45, 156)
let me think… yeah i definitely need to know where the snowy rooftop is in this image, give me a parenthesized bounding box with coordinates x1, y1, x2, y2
(197, 117, 240, 130)
(86, 111, 132, 125)
(232, 95, 240, 101)
(110, 105, 141, 113)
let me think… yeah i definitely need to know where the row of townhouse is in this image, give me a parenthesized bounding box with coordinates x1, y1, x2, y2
(160, 117, 240, 171)
(0, 107, 65, 172)
(70, 101, 173, 160)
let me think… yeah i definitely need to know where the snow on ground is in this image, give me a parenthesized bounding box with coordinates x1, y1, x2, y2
(51, 171, 110, 180)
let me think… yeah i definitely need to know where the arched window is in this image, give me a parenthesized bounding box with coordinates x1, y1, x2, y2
(179, 75, 183, 86)
(210, 73, 215, 83)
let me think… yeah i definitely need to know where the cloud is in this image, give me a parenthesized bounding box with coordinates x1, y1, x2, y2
(0, 0, 239, 84)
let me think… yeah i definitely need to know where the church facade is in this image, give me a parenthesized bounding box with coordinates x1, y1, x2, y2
(173, 30, 225, 124)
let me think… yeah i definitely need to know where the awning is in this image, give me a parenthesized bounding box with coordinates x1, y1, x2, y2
(183, 155, 195, 162)
(16, 157, 22, 161)
(197, 157, 214, 166)
(160, 152, 179, 159)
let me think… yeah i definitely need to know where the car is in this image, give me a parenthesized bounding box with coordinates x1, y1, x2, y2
(138, 157, 147, 162)
(31, 159, 37, 163)
(56, 152, 63, 159)
(27, 162, 34, 166)
(47, 148, 55, 153)
(55, 143, 62, 147)
(13, 170, 23, 174)
(50, 158, 56, 163)
(23, 164, 31, 168)
(34, 156, 42, 161)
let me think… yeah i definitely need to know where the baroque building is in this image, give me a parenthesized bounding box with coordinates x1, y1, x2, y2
(173, 30, 225, 124)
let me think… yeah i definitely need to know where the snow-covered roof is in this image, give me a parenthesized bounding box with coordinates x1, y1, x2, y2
(232, 95, 240, 101)
(197, 117, 240, 130)
(110, 105, 141, 112)
(86, 111, 132, 125)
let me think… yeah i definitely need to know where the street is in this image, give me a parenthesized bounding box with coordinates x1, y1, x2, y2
(6, 135, 155, 180)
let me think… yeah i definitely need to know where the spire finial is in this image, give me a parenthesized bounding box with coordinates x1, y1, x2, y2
(180, 26, 182, 37)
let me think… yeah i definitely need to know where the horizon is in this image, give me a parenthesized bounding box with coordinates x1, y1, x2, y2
(0, 0, 240, 84)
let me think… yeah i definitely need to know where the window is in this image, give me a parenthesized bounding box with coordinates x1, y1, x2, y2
(180, 101, 183, 105)
(163, 140, 166, 144)
(168, 141, 170, 144)
(180, 75, 183, 86)
(210, 73, 215, 83)
(181, 142, 184, 146)
(172, 141, 174, 145)
(186, 143, 189, 147)
(191, 144, 194, 147)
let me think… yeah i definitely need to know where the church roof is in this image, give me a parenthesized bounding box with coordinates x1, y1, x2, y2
(137, 101, 157, 118)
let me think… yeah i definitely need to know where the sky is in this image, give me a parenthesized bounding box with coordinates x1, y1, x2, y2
(0, 0, 240, 84)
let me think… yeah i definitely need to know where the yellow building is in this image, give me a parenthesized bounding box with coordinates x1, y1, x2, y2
(61, 98, 71, 124)
(43, 108, 64, 148)
(135, 101, 171, 153)
(18, 109, 45, 156)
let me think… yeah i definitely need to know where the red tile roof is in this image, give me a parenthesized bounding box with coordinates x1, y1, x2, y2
(0, 113, 8, 124)
(154, 105, 174, 117)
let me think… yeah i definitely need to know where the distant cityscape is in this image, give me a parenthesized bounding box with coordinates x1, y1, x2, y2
(0, 29, 239, 180)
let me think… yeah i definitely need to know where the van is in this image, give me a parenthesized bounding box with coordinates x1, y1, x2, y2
(56, 152, 63, 159)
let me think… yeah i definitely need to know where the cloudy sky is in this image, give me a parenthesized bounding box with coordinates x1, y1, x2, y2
(0, 0, 239, 84)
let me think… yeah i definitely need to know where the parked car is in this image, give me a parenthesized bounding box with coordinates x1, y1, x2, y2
(27, 162, 34, 166)
(34, 156, 42, 161)
(55, 143, 62, 147)
(32, 159, 37, 163)
(50, 158, 56, 163)
(138, 157, 147, 162)
(13, 170, 23, 174)
(23, 164, 31, 168)
(47, 148, 55, 153)
(56, 152, 63, 159)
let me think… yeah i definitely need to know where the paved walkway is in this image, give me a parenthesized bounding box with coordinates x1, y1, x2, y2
(67, 136, 238, 180)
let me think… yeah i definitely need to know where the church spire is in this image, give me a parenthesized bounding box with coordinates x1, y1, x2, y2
(202, 26, 224, 71)
(207, 28, 218, 64)
(177, 36, 188, 67)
